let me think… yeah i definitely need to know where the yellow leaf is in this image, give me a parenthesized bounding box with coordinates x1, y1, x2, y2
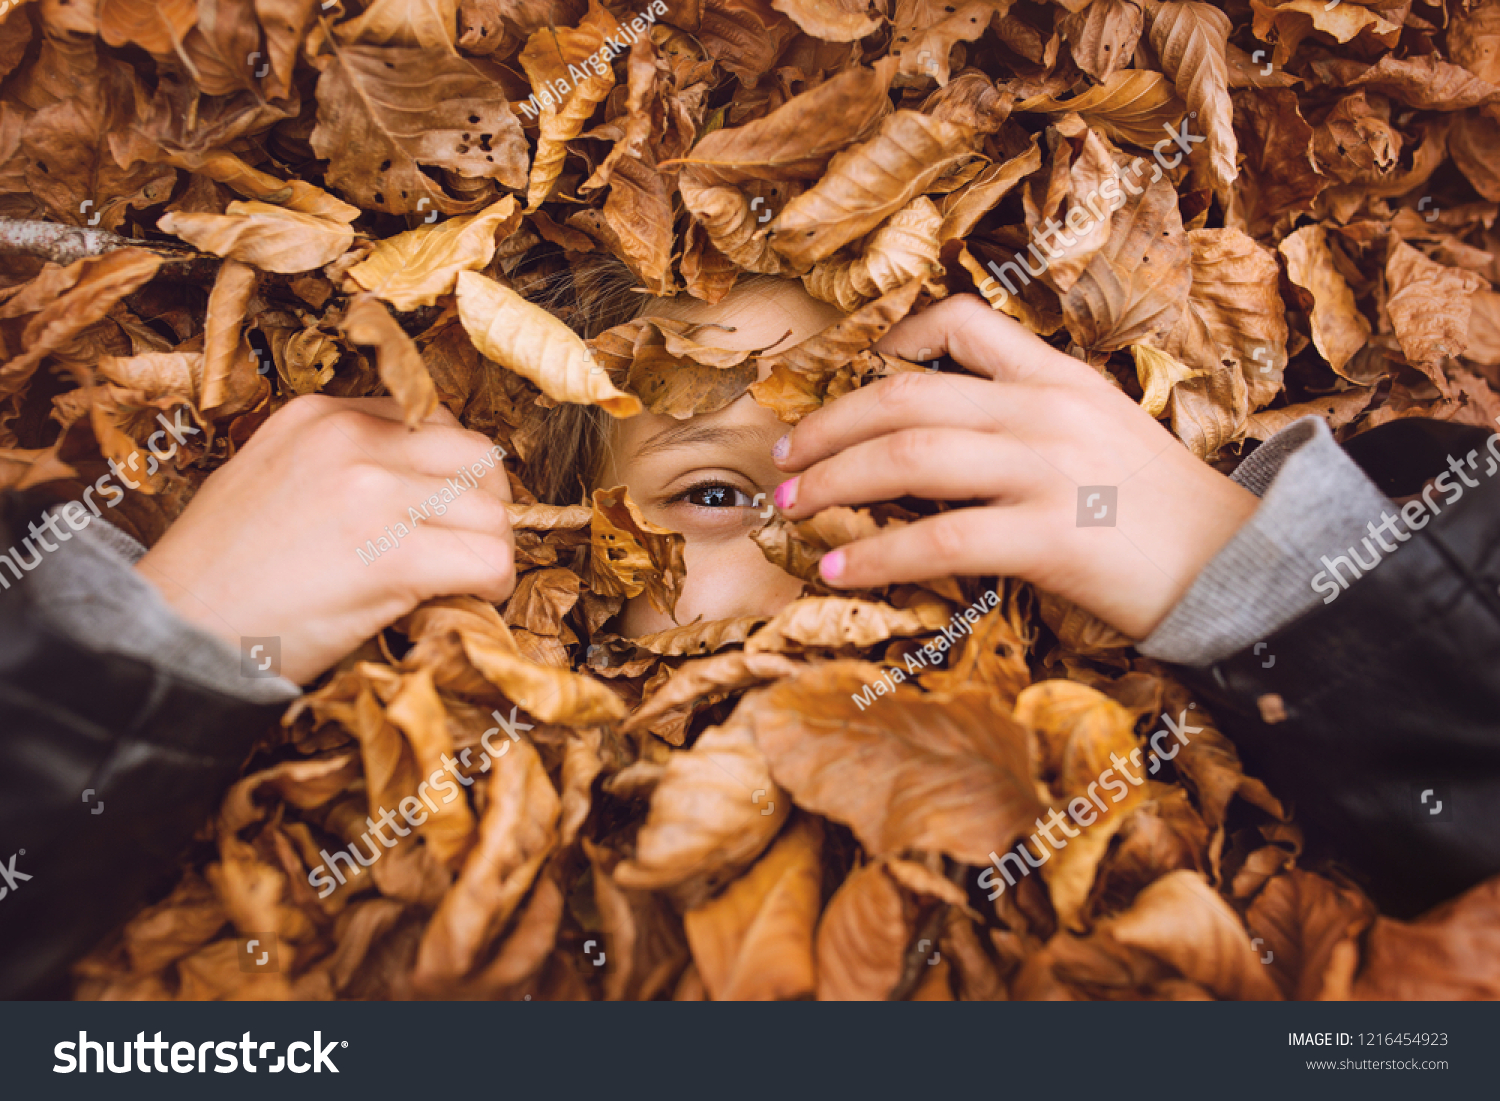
(342, 294, 439, 427)
(1018, 70, 1186, 147)
(455, 270, 643, 416)
(157, 202, 355, 274)
(349, 196, 520, 311)
(1132, 343, 1204, 418)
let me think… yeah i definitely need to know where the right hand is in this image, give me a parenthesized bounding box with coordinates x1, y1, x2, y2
(135, 396, 516, 685)
(772, 296, 1258, 640)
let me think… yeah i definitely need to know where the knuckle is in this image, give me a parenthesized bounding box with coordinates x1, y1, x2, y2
(273, 393, 337, 429)
(889, 427, 937, 467)
(880, 369, 930, 410)
(313, 407, 384, 456)
(474, 545, 517, 599)
(345, 461, 396, 501)
(925, 514, 970, 561)
(470, 491, 513, 533)
(946, 293, 989, 327)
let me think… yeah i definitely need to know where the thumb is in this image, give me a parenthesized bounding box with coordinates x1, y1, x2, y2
(876, 293, 1090, 386)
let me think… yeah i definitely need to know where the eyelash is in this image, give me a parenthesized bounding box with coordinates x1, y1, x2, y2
(668, 478, 756, 510)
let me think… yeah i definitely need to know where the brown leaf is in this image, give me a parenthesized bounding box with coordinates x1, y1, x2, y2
(1061, 0, 1144, 84)
(683, 815, 822, 1000)
(623, 649, 799, 742)
(1279, 224, 1370, 377)
(342, 294, 440, 427)
(413, 735, 558, 989)
(1148, 1, 1237, 191)
(1014, 680, 1146, 929)
(1159, 228, 1289, 410)
(0, 248, 162, 401)
(804, 196, 943, 312)
(1384, 238, 1486, 385)
(771, 0, 877, 42)
(744, 595, 950, 653)
(889, 0, 1015, 86)
(1108, 870, 1283, 1000)
(1247, 869, 1374, 1000)
(1061, 171, 1190, 355)
(158, 202, 355, 273)
(335, 0, 460, 48)
(1352, 876, 1500, 999)
(747, 663, 1043, 865)
(311, 45, 527, 215)
(590, 484, 685, 616)
(457, 270, 644, 416)
(348, 196, 521, 310)
(665, 58, 894, 185)
(768, 111, 978, 270)
(200, 258, 260, 413)
(938, 137, 1042, 243)
(614, 708, 790, 903)
(815, 860, 910, 1001)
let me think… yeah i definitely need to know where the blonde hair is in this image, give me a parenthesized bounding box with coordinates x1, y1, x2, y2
(516, 255, 642, 505)
(518, 259, 792, 505)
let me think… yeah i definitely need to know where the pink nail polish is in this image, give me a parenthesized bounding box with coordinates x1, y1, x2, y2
(820, 549, 845, 582)
(772, 434, 790, 463)
(774, 477, 798, 510)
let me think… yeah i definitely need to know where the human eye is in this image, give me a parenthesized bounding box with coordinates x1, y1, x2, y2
(671, 480, 755, 510)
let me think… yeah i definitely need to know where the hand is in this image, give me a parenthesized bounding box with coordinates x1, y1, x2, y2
(136, 395, 516, 685)
(770, 295, 1259, 640)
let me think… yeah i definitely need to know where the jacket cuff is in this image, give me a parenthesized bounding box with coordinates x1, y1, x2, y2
(22, 508, 300, 705)
(1138, 416, 1394, 666)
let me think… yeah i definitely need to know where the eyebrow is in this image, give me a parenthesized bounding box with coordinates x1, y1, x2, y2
(632, 422, 778, 462)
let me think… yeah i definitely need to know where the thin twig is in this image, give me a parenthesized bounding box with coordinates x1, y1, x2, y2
(0, 218, 205, 269)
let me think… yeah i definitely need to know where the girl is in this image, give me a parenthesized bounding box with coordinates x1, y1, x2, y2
(126, 269, 1500, 919)
(3, 273, 1496, 999)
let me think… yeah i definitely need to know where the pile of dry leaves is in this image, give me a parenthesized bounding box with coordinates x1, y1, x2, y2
(0, 0, 1497, 1000)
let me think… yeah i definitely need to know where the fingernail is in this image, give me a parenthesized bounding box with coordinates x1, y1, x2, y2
(772, 434, 790, 464)
(820, 549, 845, 582)
(774, 477, 798, 510)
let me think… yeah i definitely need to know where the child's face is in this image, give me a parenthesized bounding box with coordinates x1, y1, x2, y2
(603, 279, 845, 635)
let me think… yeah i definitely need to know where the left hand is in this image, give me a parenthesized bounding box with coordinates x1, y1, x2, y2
(769, 295, 1258, 640)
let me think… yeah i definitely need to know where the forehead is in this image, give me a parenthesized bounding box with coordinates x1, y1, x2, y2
(639, 276, 844, 355)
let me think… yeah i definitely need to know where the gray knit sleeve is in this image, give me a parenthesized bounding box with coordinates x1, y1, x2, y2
(1137, 416, 1393, 667)
(17, 507, 300, 705)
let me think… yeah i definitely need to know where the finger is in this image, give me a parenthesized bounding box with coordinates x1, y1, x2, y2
(817, 507, 1050, 589)
(393, 474, 514, 535)
(778, 372, 1046, 472)
(777, 429, 1047, 519)
(310, 411, 513, 504)
(382, 422, 513, 502)
(394, 528, 517, 605)
(297, 394, 462, 428)
(875, 294, 1093, 386)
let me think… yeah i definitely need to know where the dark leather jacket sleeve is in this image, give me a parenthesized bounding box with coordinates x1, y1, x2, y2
(0, 494, 284, 998)
(1176, 419, 1500, 919)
